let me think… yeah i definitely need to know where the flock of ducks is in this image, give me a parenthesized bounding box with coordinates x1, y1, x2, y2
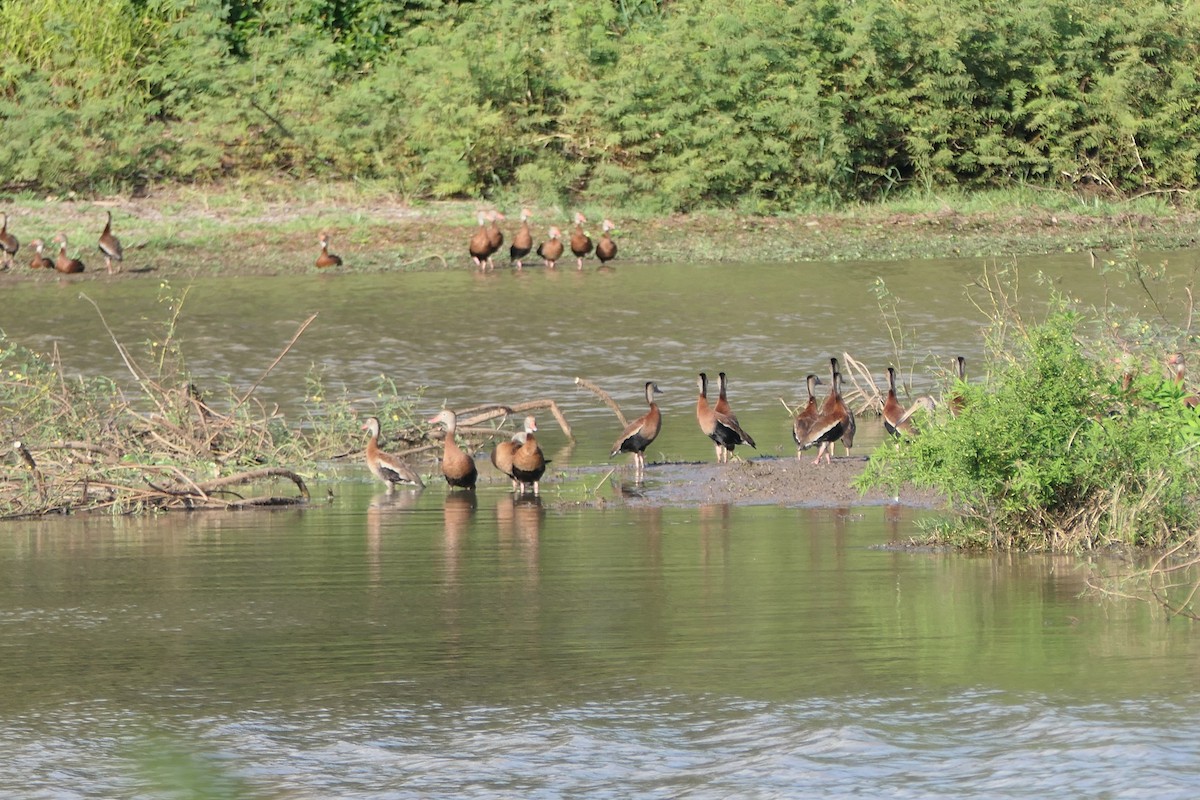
(319, 209, 617, 271)
(360, 356, 963, 497)
(0, 211, 123, 274)
(465, 210, 617, 271)
(316, 209, 619, 271)
(2, 208, 614, 274)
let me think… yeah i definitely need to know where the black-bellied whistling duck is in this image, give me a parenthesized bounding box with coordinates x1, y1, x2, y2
(510, 416, 547, 495)
(428, 409, 478, 489)
(510, 208, 533, 269)
(802, 358, 855, 465)
(610, 381, 663, 475)
(948, 356, 968, 416)
(882, 366, 906, 437)
(696, 372, 756, 464)
(595, 219, 617, 265)
(28, 239, 53, 269)
(469, 212, 492, 269)
(1168, 353, 1200, 408)
(485, 211, 504, 270)
(791, 373, 823, 460)
(51, 233, 84, 274)
(492, 415, 536, 492)
(569, 211, 593, 269)
(316, 232, 342, 268)
(715, 371, 757, 450)
(362, 417, 425, 492)
(0, 212, 19, 269)
(892, 395, 938, 437)
(536, 226, 564, 268)
(99, 210, 123, 274)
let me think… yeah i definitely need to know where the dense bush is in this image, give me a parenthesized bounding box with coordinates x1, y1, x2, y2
(3, 0, 1200, 208)
(859, 304, 1200, 551)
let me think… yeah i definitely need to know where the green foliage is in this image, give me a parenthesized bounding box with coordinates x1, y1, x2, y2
(859, 306, 1200, 551)
(5, 0, 1200, 207)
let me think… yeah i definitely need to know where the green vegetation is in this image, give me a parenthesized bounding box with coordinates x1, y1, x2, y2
(4, 0, 1200, 210)
(859, 261, 1200, 552)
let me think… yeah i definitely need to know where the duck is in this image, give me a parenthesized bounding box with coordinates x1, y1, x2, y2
(51, 233, 85, 273)
(492, 415, 537, 492)
(569, 212, 593, 269)
(610, 381, 664, 474)
(362, 417, 425, 492)
(0, 212, 19, 269)
(316, 232, 343, 268)
(1168, 353, 1200, 408)
(595, 219, 617, 265)
(428, 409, 478, 489)
(485, 211, 505, 269)
(882, 367, 906, 437)
(948, 356, 968, 416)
(28, 239, 53, 269)
(791, 373, 823, 459)
(802, 358, 855, 465)
(98, 210, 123, 274)
(696, 372, 756, 463)
(536, 226, 564, 268)
(892, 395, 938, 437)
(510, 416, 547, 495)
(469, 212, 492, 269)
(717, 372, 756, 435)
(509, 208, 533, 269)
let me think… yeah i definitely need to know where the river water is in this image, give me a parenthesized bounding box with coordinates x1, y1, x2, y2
(1, 252, 1199, 797)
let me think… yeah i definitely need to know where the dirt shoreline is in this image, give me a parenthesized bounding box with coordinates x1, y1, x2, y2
(1, 193, 1198, 279)
(552, 455, 945, 511)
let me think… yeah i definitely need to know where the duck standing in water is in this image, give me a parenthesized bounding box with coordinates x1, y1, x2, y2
(510, 416, 547, 495)
(428, 409, 478, 489)
(569, 212, 593, 269)
(362, 417, 424, 492)
(492, 415, 537, 492)
(595, 219, 617, 265)
(509, 209, 533, 269)
(536, 227, 564, 269)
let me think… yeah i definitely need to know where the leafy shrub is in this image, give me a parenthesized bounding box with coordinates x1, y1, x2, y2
(859, 306, 1200, 551)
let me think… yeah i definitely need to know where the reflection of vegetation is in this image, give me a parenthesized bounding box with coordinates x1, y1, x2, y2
(5, 0, 1200, 208)
(860, 259, 1200, 557)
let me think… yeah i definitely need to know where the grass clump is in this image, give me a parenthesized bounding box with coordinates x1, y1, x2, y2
(859, 290, 1200, 552)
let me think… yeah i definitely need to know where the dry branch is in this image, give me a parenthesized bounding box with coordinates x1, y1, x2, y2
(574, 377, 628, 427)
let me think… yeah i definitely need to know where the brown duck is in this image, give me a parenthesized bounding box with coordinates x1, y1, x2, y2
(610, 381, 664, 475)
(428, 409, 478, 489)
(316, 232, 343, 268)
(510, 417, 547, 495)
(696, 372, 756, 463)
(569, 211, 593, 269)
(362, 417, 424, 491)
(509, 208, 533, 269)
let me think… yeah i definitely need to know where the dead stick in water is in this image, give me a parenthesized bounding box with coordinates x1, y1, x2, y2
(574, 377, 628, 427)
(232, 313, 319, 411)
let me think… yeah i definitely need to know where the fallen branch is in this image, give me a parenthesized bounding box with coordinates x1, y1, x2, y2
(575, 377, 628, 427)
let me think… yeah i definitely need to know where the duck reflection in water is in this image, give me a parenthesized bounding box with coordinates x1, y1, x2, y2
(366, 488, 424, 585)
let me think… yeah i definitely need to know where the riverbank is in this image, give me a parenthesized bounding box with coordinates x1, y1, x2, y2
(1, 186, 1197, 278)
(548, 455, 943, 512)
